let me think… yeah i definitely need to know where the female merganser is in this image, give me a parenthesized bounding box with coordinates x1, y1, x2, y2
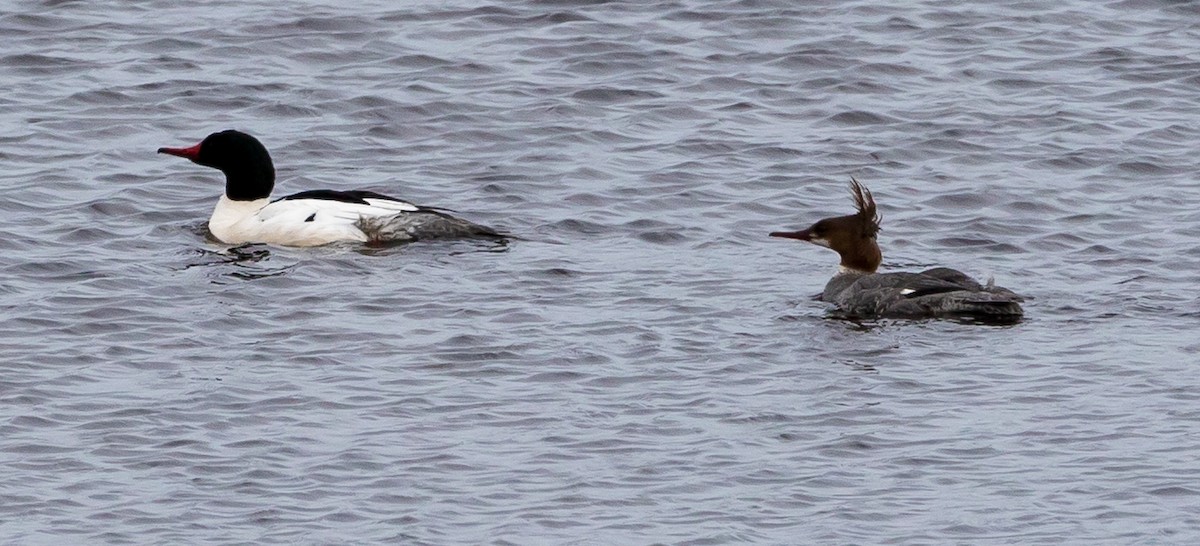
(158, 130, 505, 247)
(770, 179, 1024, 320)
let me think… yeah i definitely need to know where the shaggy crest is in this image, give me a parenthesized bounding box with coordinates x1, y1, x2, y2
(849, 177, 881, 238)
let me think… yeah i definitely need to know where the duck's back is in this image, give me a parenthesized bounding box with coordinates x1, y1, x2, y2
(824, 268, 1023, 320)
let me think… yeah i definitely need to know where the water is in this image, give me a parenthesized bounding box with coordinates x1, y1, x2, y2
(3, 0, 1200, 543)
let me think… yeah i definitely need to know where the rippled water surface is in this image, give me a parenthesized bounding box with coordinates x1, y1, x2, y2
(4, 0, 1200, 543)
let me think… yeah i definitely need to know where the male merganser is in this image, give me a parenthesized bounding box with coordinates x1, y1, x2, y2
(770, 179, 1024, 321)
(158, 130, 504, 247)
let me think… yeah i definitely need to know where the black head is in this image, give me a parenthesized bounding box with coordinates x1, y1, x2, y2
(159, 130, 276, 201)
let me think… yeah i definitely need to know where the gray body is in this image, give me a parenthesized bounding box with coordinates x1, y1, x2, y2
(823, 267, 1024, 319)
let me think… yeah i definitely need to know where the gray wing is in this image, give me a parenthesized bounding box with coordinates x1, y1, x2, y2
(833, 271, 1022, 318)
(356, 210, 505, 243)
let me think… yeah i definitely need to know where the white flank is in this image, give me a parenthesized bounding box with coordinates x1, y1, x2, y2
(206, 194, 424, 246)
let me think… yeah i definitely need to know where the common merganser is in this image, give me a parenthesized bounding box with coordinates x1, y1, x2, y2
(158, 130, 504, 247)
(770, 179, 1024, 321)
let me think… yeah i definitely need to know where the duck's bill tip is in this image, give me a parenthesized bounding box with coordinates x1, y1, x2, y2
(158, 143, 202, 160)
(769, 230, 811, 241)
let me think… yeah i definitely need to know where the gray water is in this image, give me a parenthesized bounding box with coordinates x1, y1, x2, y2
(3, 0, 1200, 543)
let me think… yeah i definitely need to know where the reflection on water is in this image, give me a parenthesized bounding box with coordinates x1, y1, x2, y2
(179, 245, 292, 281)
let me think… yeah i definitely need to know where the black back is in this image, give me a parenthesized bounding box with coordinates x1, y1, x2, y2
(278, 189, 405, 205)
